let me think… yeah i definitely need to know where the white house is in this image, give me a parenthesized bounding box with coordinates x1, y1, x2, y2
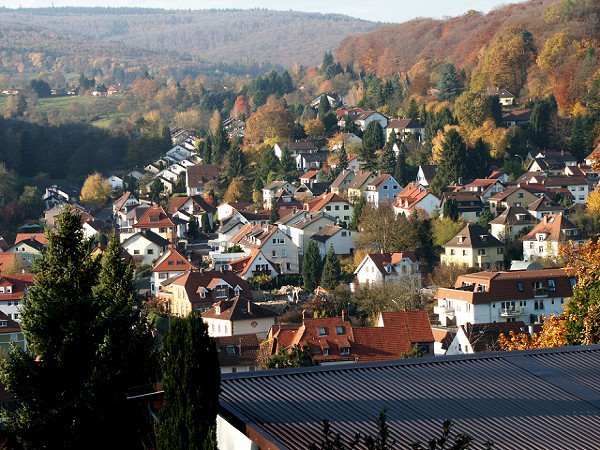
(262, 181, 296, 208)
(274, 141, 318, 159)
(354, 252, 421, 286)
(311, 225, 354, 257)
(489, 206, 539, 242)
(217, 201, 251, 222)
(151, 249, 197, 295)
(122, 230, 170, 266)
(304, 193, 353, 225)
(228, 248, 279, 281)
(446, 322, 530, 355)
(283, 212, 337, 255)
(522, 214, 588, 261)
(392, 183, 440, 217)
(415, 165, 436, 187)
(202, 297, 278, 338)
(365, 174, 402, 207)
(434, 268, 573, 327)
(186, 164, 220, 196)
(386, 118, 425, 142)
(106, 175, 123, 190)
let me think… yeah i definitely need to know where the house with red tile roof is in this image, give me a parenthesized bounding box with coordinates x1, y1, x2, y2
(112, 191, 139, 217)
(134, 204, 182, 244)
(229, 223, 300, 273)
(0, 310, 25, 352)
(354, 252, 420, 286)
(202, 296, 278, 338)
(228, 249, 279, 281)
(151, 249, 197, 295)
(167, 194, 216, 232)
(454, 178, 504, 204)
(0, 275, 33, 322)
(14, 233, 47, 246)
(7, 236, 46, 268)
(522, 214, 588, 261)
(365, 174, 401, 206)
(268, 310, 433, 365)
(299, 170, 321, 187)
(303, 192, 353, 225)
(434, 268, 573, 326)
(392, 182, 440, 217)
(159, 269, 251, 316)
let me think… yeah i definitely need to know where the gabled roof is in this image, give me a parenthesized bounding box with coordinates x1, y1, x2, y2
(330, 169, 356, 189)
(300, 170, 321, 180)
(305, 193, 349, 213)
(484, 86, 515, 98)
(186, 164, 220, 188)
(0, 274, 33, 300)
(152, 249, 197, 273)
(167, 195, 216, 215)
(288, 212, 336, 230)
(393, 182, 437, 210)
(202, 296, 277, 321)
(166, 269, 250, 302)
(356, 252, 417, 276)
(501, 109, 532, 122)
(14, 233, 47, 246)
(527, 196, 566, 213)
(488, 185, 538, 202)
(367, 174, 395, 189)
(418, 164, 437, 182)
(229, 223, 281, 249)
(215, 333, 261, 368)
(135, 204, 176, 228)
(229, 249, 278, 277)
(113, 191, 136, 211)
(386, 118, 423, 129)
(347, 170, 374, 190)
(311, 225, 344, 243)
(123, 229, 170, 248)
(444, 224, 503, 248)
(275, 141, 318, 152)
(523, 214, 586, 242)
(489, 206, 539, 226)
(0, 310, 21, 334)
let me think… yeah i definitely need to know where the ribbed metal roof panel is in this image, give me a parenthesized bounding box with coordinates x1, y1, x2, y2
(220, 346, 600, 449)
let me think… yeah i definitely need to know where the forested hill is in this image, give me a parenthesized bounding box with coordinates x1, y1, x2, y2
(336, 0, 600, 110)
(0, 7, 379, 68)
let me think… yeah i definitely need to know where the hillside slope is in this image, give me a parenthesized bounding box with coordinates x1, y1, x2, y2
(0, 8, 380, 67)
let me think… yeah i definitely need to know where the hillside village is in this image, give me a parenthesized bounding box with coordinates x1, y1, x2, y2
(0, 0, 599, 447)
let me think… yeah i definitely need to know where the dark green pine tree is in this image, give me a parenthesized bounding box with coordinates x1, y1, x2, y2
(226, 143, 246, 181)
(302, 239, 322, 292)
(442, 198, 459, 221)
(406, 98, 419, 119)
(529, 97, 555, 149)
(337, 143, 349, 173)
(436, 63, 463, 100)
(201, 134, 212, 163)
(210, 120, 229, 165)
(320, 246, 342, 291)
(349, 194, 366, 231)
(318, 94, 331, 117)
(470, 138, 492, 179)
(361, 121, 385, 170)
(429, 129, 469, 197)
(0, 208, 155, 449)
(378, 132, 397, 174)
(394, 142, 407, 186)
(279, 146, 297, 182)
(156, 314, 221, 450)
(258, 148, 279, 184)
(269, 203, 280, 224)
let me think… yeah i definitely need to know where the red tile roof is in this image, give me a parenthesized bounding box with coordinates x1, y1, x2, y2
(14, 233, 48, 246)
(392, 182, 434, 210)
(135, 204, 176, 228)
(304, 192, 349, 213)
(152, 249, 197, 273)
(523, 214, 585, 242)
(0, 275, 33, 301)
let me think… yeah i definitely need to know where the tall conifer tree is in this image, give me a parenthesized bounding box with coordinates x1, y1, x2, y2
(302, 240, 322, 292)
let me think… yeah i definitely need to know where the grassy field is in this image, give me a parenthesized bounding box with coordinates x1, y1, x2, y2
(35, 95, 111, 112)
(90, 112, 129, 129)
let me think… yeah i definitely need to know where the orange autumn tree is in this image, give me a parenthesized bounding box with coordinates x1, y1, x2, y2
(498, 314, 568, 350)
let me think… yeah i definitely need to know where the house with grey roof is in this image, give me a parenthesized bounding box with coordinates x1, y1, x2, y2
(489, 206, 539, 241)
(310, 225, 354, 257)
(441, 224, 504, 270)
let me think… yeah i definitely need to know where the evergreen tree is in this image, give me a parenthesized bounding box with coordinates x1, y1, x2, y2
(156, 314, 220, 450)
(0, 209, 155, 449)
(188, 216, 200, 238)
(210, 120, 229, 165)
(349, 194, 366, 231)
(258, 148, 278, 184)
(436, 63, 463, 100)
(201, 213, 211, 234)
(361, 121, 385, 170)
(406, 98, 419, 119)
(394, 142, 407, 186)
(337, 143, 349, 173)
(470, 138, 492, 179)
(378, 132, 397, 174)
(201, 134, 212, 163)
(226, 143, 246, 181)
(529, 97, 555, 149)
(318, 94, 331, 117)
(442, 198, 459, 221)
(269, 203, 280, 224)
(320, 246, 342, 291)
(429, 129, 469, 197)
(279, 146, 297, 182)
(302, 240, 322, 292)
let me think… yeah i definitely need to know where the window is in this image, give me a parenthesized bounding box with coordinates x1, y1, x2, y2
(231, 367, 237, 373)
(341, 231, 347, 237)
(14, 301, 18, 306)
(497, 248, 503, 254)
(450, 249, 455, 255)
(272, 250, 277, 257)
(147, 249, 154, 255)
(343, 205, 350, 210)
(344, 216, 350, 221)
(225, 346, 236, 355)
(462, 250, 467, 256)
(334, 205, 339, 211)
(518, 192, 524, 198)
(535, 300, 545, 310)
(13, 313, 18, 320)
(340, 347, 351, 355)
(216, 288, 227, 298)
(501, 301, 516, 311)
(167, 260, 174, 266)
(7, 301, 11, 307)
(325, 206, 331, 211)
(517, 282, 523, 292)
(318, 327, 327, 336)
(281, 250, 287, 257)
(323, 348, 330, 356)
(478, 249, 486, 256)
(336, 326, 344, 335)
(548, 279, 556, 292)
(286, 262, 291, 270)
(133, 249, 140, 255)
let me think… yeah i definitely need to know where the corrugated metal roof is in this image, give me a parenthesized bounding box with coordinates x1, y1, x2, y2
(220, 346, 600, 449)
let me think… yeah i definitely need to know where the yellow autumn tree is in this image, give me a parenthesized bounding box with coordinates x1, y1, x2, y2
(304, 118, 325, 139)
(223, 177, 251, 203)
(245, 96, 295, 144)
(498, 314, 568, 350)
(586, 190, 600, 213)
(80, 173, 112, 211)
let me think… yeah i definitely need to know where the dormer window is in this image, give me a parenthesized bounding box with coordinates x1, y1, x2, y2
(150, 216, 159, 223)
(0, 287, 4, 294)
(339, 347, 351, 355)
(336, 326, 344, 335)
(225, 345, 236, 355)
(318, 327, 327, 336)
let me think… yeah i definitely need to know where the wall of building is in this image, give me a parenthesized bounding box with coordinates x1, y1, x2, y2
(217, 415, 259, 450)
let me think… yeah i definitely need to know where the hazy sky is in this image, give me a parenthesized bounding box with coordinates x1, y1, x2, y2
(2, 0, 525, 23)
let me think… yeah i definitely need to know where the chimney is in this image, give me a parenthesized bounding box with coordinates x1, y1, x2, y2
(220, 266, 224, 273)
(302, 309, 306, 321)
(528, 324, 534, 336)
(247, 299, 252, 314)
(341, 308, 346, 322)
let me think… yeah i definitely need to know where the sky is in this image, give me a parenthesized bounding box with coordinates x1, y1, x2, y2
(1, 0, 526, 23)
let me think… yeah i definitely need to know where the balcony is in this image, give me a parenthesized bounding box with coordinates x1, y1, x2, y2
(500, 307, 525, 317)
(434, 306, 455, 315)
(533, 288, 549, 297)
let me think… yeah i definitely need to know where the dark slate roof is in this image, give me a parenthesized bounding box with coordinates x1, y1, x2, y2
(489, 206, 539, 226)
(219, 345, 600, 449)
(215, 333, 260, 368)
(459, 321, 529, 353)
(444, 224, 503, 248)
